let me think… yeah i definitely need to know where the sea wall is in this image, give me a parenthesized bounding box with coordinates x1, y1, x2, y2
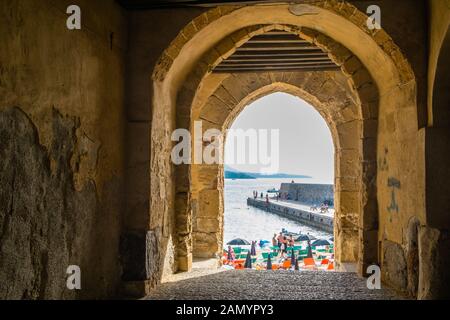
(279, 183, 333, 206)
(247, 198, 333, 233)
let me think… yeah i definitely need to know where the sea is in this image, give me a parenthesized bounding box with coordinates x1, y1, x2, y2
(223, 178, 332, 246)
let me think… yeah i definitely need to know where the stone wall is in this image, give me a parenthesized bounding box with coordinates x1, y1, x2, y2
(279, 183, 334, 205)
(0, 0, 127, 299)
(415, 0, 450, 300)
(247, 198, 334, 233)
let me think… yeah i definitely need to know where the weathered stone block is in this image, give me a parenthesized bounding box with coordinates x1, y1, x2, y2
(382, 240, 407, 292)
(178, 253, 192, 272)
(336, 191, 360, 215)
(342, 55, 363, 76)
(198, 189, 222, 218)
(120, 230, 156, 282)
(418, 226, 450, 299)
(196, 218, 220, 233)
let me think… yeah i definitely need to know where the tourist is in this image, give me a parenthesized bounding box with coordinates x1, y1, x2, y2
(276, 232, 283, 249)
(227, 246, 235, 261)
(289, 235, 294, 247)
(265, 194, 269, 203)
(260, 192, 263, 198)
(282, 236, 288, 254)
(280, 241, 286, 257)
(272, 234, 277, 247)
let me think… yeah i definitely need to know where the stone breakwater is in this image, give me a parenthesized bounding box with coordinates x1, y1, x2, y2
(279, 183, 333, 205)
(247, 198, 334, 233)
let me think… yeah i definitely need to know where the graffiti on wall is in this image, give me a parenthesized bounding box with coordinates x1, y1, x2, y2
(378, 147, 389, 171)
(387, 177, 400, 216)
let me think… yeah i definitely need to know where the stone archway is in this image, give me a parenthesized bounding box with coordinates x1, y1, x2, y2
(149, 2, 418, 294)
(173, 22, 381, 275)
(190, 71, 368, 272)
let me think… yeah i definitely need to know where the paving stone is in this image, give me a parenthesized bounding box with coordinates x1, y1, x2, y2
(145, 269, 401, 300)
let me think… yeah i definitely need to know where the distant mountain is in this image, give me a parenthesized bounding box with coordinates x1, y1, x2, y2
(224, 166, 311, 179)
(224, 170, 256, 179)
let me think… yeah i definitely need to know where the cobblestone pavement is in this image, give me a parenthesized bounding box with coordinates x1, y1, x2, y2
(146, 269, 401, 300)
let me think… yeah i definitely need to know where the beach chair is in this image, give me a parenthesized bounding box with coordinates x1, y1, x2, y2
(327, 262, 334, 270)
(303, 258, 315, 266)
(282, 260, 291, 269)
(321, 259, 329, 265)
(235, 263, 244, 270)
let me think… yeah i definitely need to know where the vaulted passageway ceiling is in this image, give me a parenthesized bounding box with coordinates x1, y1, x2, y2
(212, 31, 339, 73)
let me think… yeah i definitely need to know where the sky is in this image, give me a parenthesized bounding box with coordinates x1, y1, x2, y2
(224, 92, 334, 184)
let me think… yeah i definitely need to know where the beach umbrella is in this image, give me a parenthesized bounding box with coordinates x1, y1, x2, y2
(251, 241, 257, 256)
(312, 239, 331, 247)
(290, 248, 296, 266)
(294, 258, 299, 270)
(266, 254, 272, 270)
(244, 251, 252, 269)
(295, 234, 316, 242)
(227, 238, 250, 246)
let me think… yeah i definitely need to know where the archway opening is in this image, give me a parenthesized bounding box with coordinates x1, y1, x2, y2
(222, 92, 336, 271)
(149, 3, 418, 296)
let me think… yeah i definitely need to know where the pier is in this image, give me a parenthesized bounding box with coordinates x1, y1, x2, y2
(247, 198, 334, 233)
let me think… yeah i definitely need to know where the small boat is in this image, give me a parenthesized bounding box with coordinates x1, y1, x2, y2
(266, 188, 279, 193)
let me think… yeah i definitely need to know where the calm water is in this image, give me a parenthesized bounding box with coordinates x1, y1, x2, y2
(224, 178, 333, 246)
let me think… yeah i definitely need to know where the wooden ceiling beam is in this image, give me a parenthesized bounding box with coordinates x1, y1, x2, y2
(237, 43, 319, 50)
(231, 51, 329, 58)
(212, 65, 341, 73)
(220, 61, 336, 67)
(225, 56, 332, 62)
